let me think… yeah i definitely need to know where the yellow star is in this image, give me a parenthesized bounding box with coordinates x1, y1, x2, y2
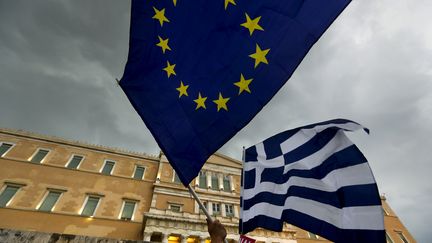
(224, 0, 236, 10)
(176, 81, 189, 98)
(194, 92, 207, 110)
(156, 36, 171, 53)
(241, 13, 264, 35)
(152, 7, 170, 26)
(163, 61, 176, 78)
(213, 93, 230, 111)
(234, 74, 253, 94)
(249, 44, 270, 68)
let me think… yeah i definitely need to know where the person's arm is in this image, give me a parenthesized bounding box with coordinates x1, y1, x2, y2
(206, 219, 227, 243)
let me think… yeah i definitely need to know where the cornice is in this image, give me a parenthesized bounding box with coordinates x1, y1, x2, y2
(0, 128, 159, 161)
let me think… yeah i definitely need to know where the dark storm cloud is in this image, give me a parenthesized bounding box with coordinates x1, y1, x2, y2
(1, 0, 431, 241)
(0, 0, 158, 152)
(0, 0, 130, 75)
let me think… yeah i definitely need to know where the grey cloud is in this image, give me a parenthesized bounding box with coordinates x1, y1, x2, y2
(223, 1, 432, 241)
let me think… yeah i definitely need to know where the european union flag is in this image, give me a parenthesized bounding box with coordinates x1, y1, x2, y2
(120, 0, 351, 185)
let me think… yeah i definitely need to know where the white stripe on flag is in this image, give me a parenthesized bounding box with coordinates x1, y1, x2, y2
(243, 163, 375, 200)
(283, 131, 353, 173)
(244, 131, 353, 173)
(280, 129, 315, 155)
(312, 121, 365, 134)
(242, 196, 384, 230)
(280, 121, 364, 154)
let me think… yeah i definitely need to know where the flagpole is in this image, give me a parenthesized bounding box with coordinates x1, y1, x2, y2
(239, 146, 246, 235)
(186, 184, 229, 243)
(187, 184, 212, 219)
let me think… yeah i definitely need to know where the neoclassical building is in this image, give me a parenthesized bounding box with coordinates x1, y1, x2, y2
(0, 128, 415, 243)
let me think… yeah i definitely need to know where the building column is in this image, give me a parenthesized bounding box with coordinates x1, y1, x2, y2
(208, 202, 213, 215)
(180, 235, 187, 243)
(218, 174, 224, 190)
(229, 175, 235, 192)
(194, 201, 199, 214)
(143, 232, 152, 242)
(234, 205, 239, 218)
(200, 237, 208, 243)
(162, 233, 169, 243)
(151, 194, 158, 208)
(156, 161, 164, 183)
(206, 171, 212, 189)
(221, 203, 226, 217)
(195, 174, 200, 187)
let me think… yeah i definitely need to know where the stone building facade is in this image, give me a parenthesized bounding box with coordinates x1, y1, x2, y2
(0, 128, 415, 242)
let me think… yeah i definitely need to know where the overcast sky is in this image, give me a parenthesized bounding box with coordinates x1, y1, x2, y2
(1, 0, 431, 241)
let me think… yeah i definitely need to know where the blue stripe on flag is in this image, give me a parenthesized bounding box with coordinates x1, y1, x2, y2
(255, 119, 369, 161)
(261, 145, 367, 183)
(245, 145, 258, 163)
(243, 169, 256, 190)
(242, 183, 382, 210)
(264, 128, 338, 160)
(262, 129, 301, 159)
(298, 118, 368, 133)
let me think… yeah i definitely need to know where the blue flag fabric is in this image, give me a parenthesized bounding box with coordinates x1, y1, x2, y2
(240, 119, 385, 243)
(120, 0, 351, 185)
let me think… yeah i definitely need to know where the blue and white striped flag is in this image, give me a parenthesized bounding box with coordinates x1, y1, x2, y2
(240, 119, 385, 243)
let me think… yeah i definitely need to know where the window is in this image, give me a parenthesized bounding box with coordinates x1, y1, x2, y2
(212, 203, 221, 215)
(173, 171, 181, 184)
(308, 232, 318, 239)
(225, 204, 234, 217)
(81, 196, 101, 216)
(133, 166, 145, 180)
(199, 171, 207, 189)
(120, 201, 136, 220)
(200, 201, 208, 213)
(211, 173, 219, 190)
(38, 191, 62, 212)
(150, 233, 162, 242)
(223, 175, 231, 192)
(169, 204, 182, 212)
(101, 160, 115, 175)
(0, 143, 13, 157)
(66, 155, 83, 169)
(396, 232, 409, 243)
(386, 232, 394, 243)
(0, 185, 20, 207)
(30, 149, 49, 163)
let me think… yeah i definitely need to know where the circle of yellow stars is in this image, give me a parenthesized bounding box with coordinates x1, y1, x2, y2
(152, 0, 270, 112)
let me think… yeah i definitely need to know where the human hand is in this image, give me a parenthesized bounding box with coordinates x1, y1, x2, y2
(206, 219, 227, 243)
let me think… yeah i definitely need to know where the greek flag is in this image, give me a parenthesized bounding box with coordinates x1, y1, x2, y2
(240, 119, 385, 243)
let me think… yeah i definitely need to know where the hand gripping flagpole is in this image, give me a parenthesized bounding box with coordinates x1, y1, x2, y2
(186, 184, 229, 243)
